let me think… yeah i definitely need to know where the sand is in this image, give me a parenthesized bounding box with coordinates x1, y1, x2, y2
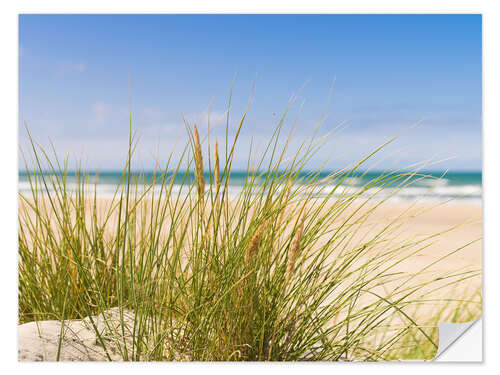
(347, 202, 482, 273)
(18, 199, 482, 361)
(18, 308, 133, 361)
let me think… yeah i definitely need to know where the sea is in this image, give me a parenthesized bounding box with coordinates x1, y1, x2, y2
(18, 170, 482, 205)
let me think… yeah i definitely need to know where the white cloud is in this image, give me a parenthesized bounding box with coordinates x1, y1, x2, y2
(141, 107, 163, 119)
(91, 102, 113, 122)
(136, 107, 229, 136)
(56, 61, 87, 75)
(185, 109, 228, 129)
(161, 123, 185, 133)
(73, 62, 87, 73)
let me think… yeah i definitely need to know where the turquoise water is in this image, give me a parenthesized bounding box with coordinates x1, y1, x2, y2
(18, 170, 482, 203)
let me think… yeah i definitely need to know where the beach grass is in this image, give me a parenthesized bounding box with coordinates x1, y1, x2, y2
(18, 99, 481, 361)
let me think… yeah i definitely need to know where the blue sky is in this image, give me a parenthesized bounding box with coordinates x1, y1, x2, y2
(19, 14, 482, 171)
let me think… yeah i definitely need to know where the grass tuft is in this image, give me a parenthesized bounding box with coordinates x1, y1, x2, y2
(18, 94, 481, 361)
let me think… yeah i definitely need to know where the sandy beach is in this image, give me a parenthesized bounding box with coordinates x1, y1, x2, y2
(20, 196, 482, 276)
(355, 202, 482, 273)
(20, 195, 482, 292)
(325, 200, 482, 315)
(18, 195, 482, 361)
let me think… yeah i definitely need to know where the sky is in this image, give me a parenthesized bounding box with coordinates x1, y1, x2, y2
(19, 14, 482, 172)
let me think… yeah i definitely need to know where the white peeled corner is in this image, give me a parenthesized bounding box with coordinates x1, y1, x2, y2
(434, 318, 482, 362)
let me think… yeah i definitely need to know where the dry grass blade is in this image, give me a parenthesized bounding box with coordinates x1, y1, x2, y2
(286, 214, 305, 283)
(276, 183, 291, 231)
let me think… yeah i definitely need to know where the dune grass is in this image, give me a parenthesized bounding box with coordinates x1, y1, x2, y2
(382, 287, 482, 360)
(18, 97, 481, 361)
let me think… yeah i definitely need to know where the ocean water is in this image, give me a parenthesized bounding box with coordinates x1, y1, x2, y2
(18, 170, 482, 204)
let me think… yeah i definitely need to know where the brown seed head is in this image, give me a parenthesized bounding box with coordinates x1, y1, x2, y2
(247, 220, 267, 262)
(193, 124, 205, 204)
(214, 139, 220, 193)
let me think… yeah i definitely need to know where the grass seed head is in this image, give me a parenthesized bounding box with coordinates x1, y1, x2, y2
(214, 139, 220, 193)
(193, 124, 205, 204)
(247, 220, 267, 262)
